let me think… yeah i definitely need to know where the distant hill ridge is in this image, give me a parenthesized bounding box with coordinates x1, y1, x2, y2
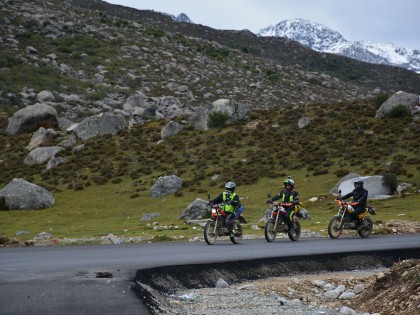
(67, 0, 420, 93)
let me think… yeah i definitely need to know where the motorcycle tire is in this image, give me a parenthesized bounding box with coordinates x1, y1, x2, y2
(358, 217, 373, 238)
(204, 221, 217, 245)
(288, 220, 301, 241)
(229, 222, 242, 244)
(328, 216, 343, 239)
(264, 219, 277, 242)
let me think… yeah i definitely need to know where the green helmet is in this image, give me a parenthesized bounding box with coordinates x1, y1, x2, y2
(284, 178, 295, 188)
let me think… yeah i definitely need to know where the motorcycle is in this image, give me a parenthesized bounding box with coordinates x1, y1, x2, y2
(328, 191, 376, 239)
(203, 202, 243, 245)
(265, 194, 301, 242)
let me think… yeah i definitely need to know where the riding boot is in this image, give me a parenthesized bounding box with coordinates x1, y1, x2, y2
(357, 219, 367, 231)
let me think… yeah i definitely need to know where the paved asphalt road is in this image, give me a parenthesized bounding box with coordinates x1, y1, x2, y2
(1, 234, 420, 315)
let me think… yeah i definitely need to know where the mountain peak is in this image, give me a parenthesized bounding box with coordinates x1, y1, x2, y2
(258, 18, 347, 51)
(258, 18, 420, 73)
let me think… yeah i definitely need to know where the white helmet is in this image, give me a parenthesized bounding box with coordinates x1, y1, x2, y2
(225, 181, 236, 193)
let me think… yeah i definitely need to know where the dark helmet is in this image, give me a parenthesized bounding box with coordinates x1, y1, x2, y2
(284, 178, 295, 188)
(225, 181, 236, 193)
(354, 178, 364, 189)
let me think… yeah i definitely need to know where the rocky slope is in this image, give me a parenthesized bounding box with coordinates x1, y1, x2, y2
(0, 0, 376, 120)
(160, 260, 420, 315)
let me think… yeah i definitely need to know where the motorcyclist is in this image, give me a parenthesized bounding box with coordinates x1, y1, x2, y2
(208, 181, 240, 236)
(267, 177, 300, 233)
(340, 178, 368, 230)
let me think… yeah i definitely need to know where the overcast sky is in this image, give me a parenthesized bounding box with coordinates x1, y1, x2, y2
(105, 0, 419, 50)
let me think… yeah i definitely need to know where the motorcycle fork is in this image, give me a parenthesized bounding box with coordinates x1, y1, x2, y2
(212, 217, 219, 234)
(273, 212, 280, 231)
(338, 208, 347, 228)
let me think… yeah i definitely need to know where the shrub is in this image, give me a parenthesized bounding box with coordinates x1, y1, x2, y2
(382, 173, 398, 193)
(388, 105, 410, 118)
(0, 236, 10, 245)
(0, 196, 8, 210)
(373, 93, 389, 109)
(334, 169, 350, 177)
(208, 111, 229, 128)
(313, 169, 329, 176)
(145, 27, 165, 37)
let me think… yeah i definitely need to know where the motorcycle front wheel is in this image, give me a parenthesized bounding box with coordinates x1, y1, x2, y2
(264, 219, 277, 242)
(328, 216, 343, 239)
(204, 221, 217, 245)
(358, 217, 373, 238)
(229, 222, 242, 244)
(288, 220, 301, 241)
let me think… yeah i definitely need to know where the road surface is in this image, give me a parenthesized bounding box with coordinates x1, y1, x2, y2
(1, 234, 419, 314)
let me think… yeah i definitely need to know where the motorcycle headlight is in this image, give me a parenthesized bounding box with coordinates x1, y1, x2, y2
(272, 206, 277, 211)
(211, 208, 217, 214)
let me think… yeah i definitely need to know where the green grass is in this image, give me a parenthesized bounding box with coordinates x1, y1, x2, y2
(0, 99, 419, 244)
(1, 172, 419, 243)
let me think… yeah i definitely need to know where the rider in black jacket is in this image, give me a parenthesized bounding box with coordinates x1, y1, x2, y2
(267, 177, 300, 233)
(341, 178, 368, 230)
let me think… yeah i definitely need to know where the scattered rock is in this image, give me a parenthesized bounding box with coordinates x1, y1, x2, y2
(0, 178, 55, 210)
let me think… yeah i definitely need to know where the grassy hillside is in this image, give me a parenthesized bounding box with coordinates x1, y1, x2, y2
(0, 0, 419, 244)
(1, 98, 419, 243)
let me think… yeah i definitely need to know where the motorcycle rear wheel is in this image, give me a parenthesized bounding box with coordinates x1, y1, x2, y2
(229, 222, 242, 244)
(264, 219, 277, 242)
(204, 221, 217, 245)
(358, 217, 373, 238)
(288, 220, 301, 241)
(328, 216, 343, 239)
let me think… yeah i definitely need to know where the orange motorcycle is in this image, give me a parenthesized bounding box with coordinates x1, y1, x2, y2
(328, 192, 376, 239)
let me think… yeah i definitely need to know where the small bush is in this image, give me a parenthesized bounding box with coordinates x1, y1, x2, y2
(382, 173, 398, 193)
(388, 105, 410, 118)
(373, 93, 389, 109)
(0, 236, 11, 245)
(0, 196, 8, 210)
(313, 169, 329, 176)
(208, 111, 229, 128)
(334, 169, 350, 177)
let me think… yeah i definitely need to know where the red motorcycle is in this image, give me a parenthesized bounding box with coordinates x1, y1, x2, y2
(204, 202, 243, 245)
(265, 197, 301, 242)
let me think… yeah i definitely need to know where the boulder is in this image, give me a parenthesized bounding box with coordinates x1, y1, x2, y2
(0, 178, 55, 210)
(6, 103, 58, 135)
(24, 146, 64, 165)
(73, 112, 128, 140)
(161, 121, 184, 139)
(46, 157, 67, 170)
(375, 91, 419, 118)
(36, 90, 55, 102)
(337, 175, 392, 199)
(298, 116, 310, 129)
(151, 175, 182, 197)
(26, 127, 56, 151)
(178, 198, 208, 220)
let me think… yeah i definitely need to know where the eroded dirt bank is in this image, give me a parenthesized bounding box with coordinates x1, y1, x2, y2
(132, 248, 420, 314)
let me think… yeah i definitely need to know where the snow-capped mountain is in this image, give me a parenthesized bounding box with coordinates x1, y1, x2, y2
(257, 18, 420, 73)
